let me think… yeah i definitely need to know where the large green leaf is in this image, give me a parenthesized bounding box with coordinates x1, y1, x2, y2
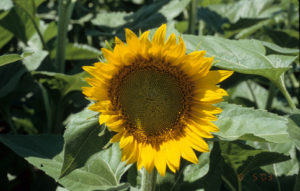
(0, 135, 130, 191)
(287, 111, 300, 150)
(60, 107, 106, 177)
(183, 35, 297, 107)
(214, 103, 289, 143)
(32, 71, 89, 96)
(207, 0, 281, 23)
(183, 35, 297, 83)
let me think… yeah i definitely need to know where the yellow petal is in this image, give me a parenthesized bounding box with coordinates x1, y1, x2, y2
(180, 140, 198, 164)
(152, 24, 166, 45)
(125, 28, 139, 51)
(154, 146, 167, 176)
(198, 70, 234, 84)
(120, 132, 134, 149)
(110, 132, 124, 143)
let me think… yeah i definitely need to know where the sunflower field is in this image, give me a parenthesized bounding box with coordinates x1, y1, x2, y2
(0, 0, 299, 191)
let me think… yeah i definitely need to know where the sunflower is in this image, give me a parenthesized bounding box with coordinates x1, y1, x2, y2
(82, 24, 233, 176)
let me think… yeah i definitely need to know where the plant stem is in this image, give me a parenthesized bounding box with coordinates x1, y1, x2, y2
(266, 83, 277, 111)
(55, 0, 75, 73)
(141, 168, 157, 191)
(267, 144, 282, 191)
(221, 175, 237, 191)
(246, 80, 259, 109)
(38, 83, 52, 134)
(274, 75, 297, 110)
(188, 0, 197, 34)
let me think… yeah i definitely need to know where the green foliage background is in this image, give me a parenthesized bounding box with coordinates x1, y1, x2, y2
(0, 0, 299, 191)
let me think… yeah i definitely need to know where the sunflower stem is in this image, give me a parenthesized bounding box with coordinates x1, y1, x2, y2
(141, 168, 157, 191)
(273, 75, 297, 110)
(188, 0, 197, 34)
(55, 0, 76, 73)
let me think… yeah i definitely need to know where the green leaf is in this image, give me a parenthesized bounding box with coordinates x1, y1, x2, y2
(0, 26, 13, 49)
(32, 71, 89, 96)
(23, 50, 48, 71)
(180, 142, 223, 190)
(262, 41, 300, 55)
(0, 7, 38, 43)
(43, 21, 57, 43)
(183, 143, 212, 182)
(228, 80, 269, 109)
(183, 35, 297, 83)
(13, 0, 35, 18)
(0, 62, 26, 98)
(132, 0, 191, 30)
(60, 107, 106, 177)
(91, 11, 133, 28)
(227, 80, 291, 113)
(0, 54, 23, 67)
(247, 141, 299, 176)
(207, 0, 281, 23)
(220, 142, 289, 176)
(0, 135, 130, 191)
(50, 43, 101, 60)
(90, 0, 191, 36)
(287, 110, 300, 150)
(0, 0, 13, 11)
(214, 103, 289, 143)
(183, 35, 297, 109)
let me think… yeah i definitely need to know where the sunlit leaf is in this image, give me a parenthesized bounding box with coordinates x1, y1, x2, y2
(183, 35, 297, 82)
(207, 0, 281, 23)
(287, 110, 300, 151)
(0, 0, 13, 11)
(92, 11, 132, 28)
(262, 41, 300, 55)
(214, 103, 289, 143)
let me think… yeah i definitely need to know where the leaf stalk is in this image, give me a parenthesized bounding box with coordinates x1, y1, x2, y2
(141, 168, 157, 191)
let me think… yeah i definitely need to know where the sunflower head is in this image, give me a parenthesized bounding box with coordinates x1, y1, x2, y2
(82, 24, 233, 176)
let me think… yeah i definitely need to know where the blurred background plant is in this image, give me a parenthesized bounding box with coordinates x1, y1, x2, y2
(0, 0, 299, 191)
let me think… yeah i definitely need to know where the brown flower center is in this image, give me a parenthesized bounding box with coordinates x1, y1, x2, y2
(118, 68, 184, 135)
